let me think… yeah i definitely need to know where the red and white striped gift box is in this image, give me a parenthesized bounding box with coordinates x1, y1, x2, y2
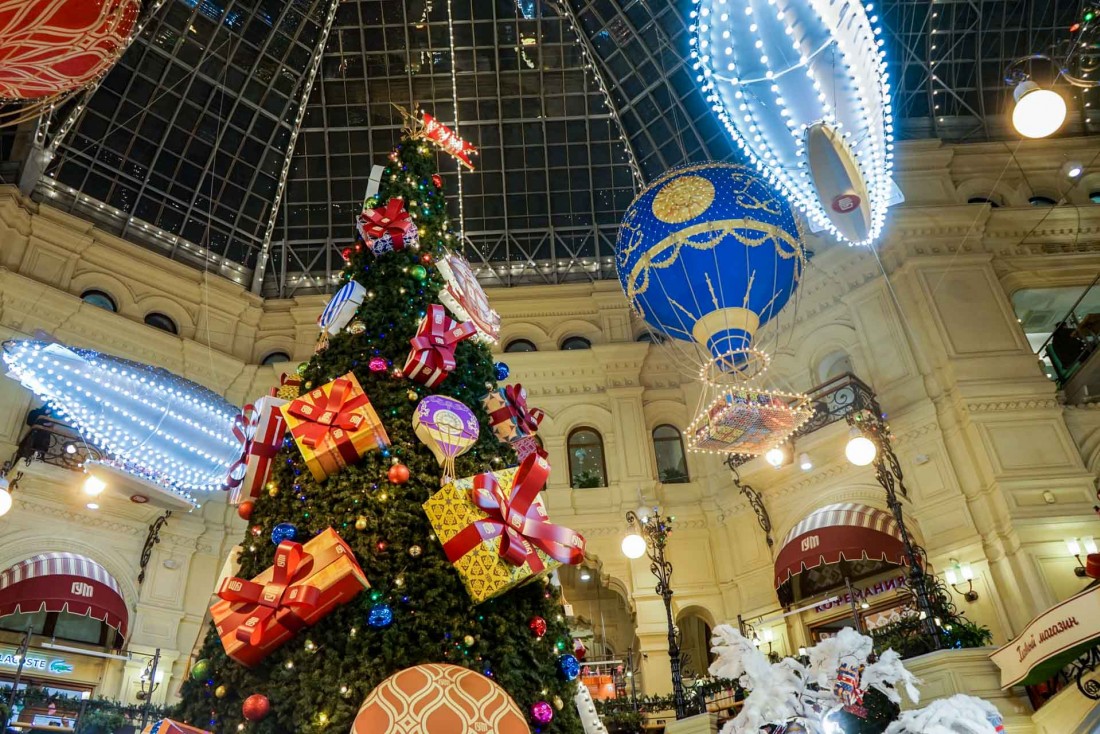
(228, 396, 288, 504)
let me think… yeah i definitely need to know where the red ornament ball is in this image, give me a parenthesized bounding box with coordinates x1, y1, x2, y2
(0, 0, 141, 100)
(528, 616, 547, 638)
(242, 693, 270, 722)
(432, 173, 443, 188)
(249, 525, 263, 537)
(387, 462, 410, 484)
(237, 501, 255, 521)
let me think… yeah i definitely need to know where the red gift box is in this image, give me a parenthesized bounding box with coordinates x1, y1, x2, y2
(142, 720, 212, 734)
(211, 527, 369, 667)
(402, 304, 476, 388)
(357, 198, 419, 255)
(481, 384, 544, 443)
(227, 396, 287, 505)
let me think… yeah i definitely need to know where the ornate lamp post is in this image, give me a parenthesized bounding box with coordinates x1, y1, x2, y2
(622, 506, 688, 720)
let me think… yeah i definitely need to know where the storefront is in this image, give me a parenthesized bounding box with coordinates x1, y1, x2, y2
(0, 552, 130, 729)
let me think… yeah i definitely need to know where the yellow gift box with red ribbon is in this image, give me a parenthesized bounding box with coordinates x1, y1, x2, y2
(279, 372, 390, 482)
(210, 527, 369, 668)
(422, 454, 586, 604)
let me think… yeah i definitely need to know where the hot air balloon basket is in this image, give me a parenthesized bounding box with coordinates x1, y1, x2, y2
(686, 387, 811, 455)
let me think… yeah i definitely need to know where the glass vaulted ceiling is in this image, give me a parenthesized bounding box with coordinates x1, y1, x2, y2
(23, 0, 1100, 295)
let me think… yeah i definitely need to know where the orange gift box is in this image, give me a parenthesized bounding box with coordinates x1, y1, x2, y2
(142, 720, 212, 734)
(279, 371, 390, 481)
(210, 527, 369, 668)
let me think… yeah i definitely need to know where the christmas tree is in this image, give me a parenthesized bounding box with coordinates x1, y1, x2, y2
(174, 118, 585, 734)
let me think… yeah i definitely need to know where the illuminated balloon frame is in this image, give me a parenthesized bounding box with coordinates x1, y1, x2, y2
(689, 0, 894, 247)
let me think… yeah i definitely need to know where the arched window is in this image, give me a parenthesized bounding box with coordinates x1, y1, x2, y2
(967, 197, 1000, 208)
(561, 336, 592, 351)
(816, 350, 854, 383)
(636, 331, 666, 344)
(144, 312, 178, 334)
(1029, 195, 1058, 207)
(262, 351, 292, 365)
(80, 289, 117, 312)
(567, 427, 607, 488)
(653, 424, 689, 483)
(1089, 191, 1100, 204)
(504, 339, 538, 353)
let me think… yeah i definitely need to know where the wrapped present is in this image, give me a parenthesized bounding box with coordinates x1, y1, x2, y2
(280, 372, 390, 482)
(142, 720, 212, 734)
(402, 304, 476, 388)
(423, 453, 585, 603)
(274, 372, 303, 401)
(227, 396, 287, 505)
(481, 383, 544, 444)
(357, 198, 419, 256)
(511, 434, 547, 463)
(318, 281, 367, 336)
(211, 527, 369, 667)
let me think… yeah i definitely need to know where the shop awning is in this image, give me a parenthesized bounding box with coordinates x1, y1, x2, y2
(0, 553, 128, 638)
(774, 503, 908, 601)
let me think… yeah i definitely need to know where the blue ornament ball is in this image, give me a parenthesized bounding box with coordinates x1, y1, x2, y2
(494, 362, 510, 381)
(368, 603, 394, 629)
(270, 523, 298, 545)
(558, 653, 580, 681)
(615, 162, 805, 369)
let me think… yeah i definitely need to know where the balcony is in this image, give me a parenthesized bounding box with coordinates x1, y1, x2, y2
(6, 419, 102, 481)
(1031, 275, 1100, 404)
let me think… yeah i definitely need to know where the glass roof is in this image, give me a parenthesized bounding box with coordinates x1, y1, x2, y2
(15, 0, 1098, 295)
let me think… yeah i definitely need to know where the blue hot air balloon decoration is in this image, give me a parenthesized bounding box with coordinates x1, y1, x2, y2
(615, 162, 805, 371)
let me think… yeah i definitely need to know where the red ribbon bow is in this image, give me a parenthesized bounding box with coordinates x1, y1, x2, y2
(443, 454, 586, 571)
(216, 541, 322, 646)
(408, 304, 476, 375)
(360, 198, 412, 241)
(504, 384, 544, 436)
(285, 376, 368, 449)
(225, 403, 259, 489)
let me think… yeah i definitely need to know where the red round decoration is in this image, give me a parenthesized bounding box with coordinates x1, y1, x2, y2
(387, 462, 410, 485)
(432, 173, 443, 188)
(0, 0, 141, 100)
(241, 693, 270, 722)
(528, 616, 547, 638)
(237, 501, 255, 521)
(249, 525, 263, 537)
(352, 664, 528, 734)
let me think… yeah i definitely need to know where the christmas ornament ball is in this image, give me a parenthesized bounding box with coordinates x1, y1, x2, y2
(271, 522, 298, 545)
(250, 525, 263, 537)
(267, 483, 280, 497)
(407, 389, 419, 401)
(432, 173, 443, 188)
(215, 685, 228, 699)
(494, 362, 510, 381)
(528, 616, 547, 638)
(347, 320, 367, 335)
(410, 264, 428, 281)
(189, 659, 210, 681)
(242, 693, 271, 722)
(558, 654, 581, 681)
(237, 501, 254, 521)
(387, 462, 410, 484)
(408, 544, 422, 557)
(463, 635, 475, 647)
(368, 603, 394, 628)
(355, 516, 368, 531)
(552, 696, 564, 710)
(531, 701, 554, 725)
(296, 361, 309, 376)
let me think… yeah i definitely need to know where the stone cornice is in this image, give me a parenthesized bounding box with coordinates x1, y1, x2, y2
(965, 398, 1061, 413)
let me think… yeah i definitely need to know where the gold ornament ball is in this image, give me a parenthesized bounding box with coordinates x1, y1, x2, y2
(407, 389, 418, 402)
(552, 696, 563, 710)
(463, 635, 475, 647)
(347, 320, 366, 335)
(409, 545, 422, 557)
(267, 484, 279, 497)
(355, 516, 368, 531)
(215, 685, 228, 699)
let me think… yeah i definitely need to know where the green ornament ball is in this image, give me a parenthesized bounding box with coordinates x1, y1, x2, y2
(410, 264, 428, 281)
(190, 658, 210, 681)
(295, 362, 309, 377)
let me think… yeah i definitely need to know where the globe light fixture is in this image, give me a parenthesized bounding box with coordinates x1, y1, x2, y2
(0, 478, 12, 517)
(845, 426, 877, 466)
(765, 446, 786, 468)
(799, 453, 813, 471)
(621, 532, 647, 560)
(1011, 81, 1067, 138)
(1061, 160, 1084, 179)
(83, 474, 107, 497)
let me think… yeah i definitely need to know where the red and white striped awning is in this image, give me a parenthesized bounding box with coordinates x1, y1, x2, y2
(774, 503, 908, 596)
(0, 553, 128, 638)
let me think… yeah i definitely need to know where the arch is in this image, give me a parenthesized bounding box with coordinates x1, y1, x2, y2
(504, 338, 538, 353)
(815, 349, 855, 383)
(548, 318, 601, 348)
(70, 272, 137, 315)
(261, 350, 292, 366)
(955, 177, 1016, 208)
(675, 603, 718, 628)
(254, 336, 297, 365)
(653, 424, 690, 483)
(773, 484, 926, 552)
(567, 426, 608, 488)
(144, 312, 179, 335)
(80, 289, 117, 313)
(134, 294, 195, 334)
(675, 605, 716, 678)
(560, 335, 592, 351)
(497, 322, 552, 352)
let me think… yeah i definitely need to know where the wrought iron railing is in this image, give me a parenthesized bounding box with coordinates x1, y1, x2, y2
(12, 424, 101, 474)
(790, 372, 880, 439)
(1037, 275, 1100, 387)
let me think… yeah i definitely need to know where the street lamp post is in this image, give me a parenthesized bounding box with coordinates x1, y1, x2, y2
(622, 507, 688, 720)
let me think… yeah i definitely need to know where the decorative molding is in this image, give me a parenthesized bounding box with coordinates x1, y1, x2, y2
(966, 399, 1061, 412)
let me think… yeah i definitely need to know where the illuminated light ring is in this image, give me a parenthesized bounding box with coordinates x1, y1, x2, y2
(689, 0, 894, 246)
(2, 341, 244, 504)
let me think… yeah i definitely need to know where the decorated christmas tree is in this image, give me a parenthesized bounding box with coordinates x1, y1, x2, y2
(174, 111, 586, 734)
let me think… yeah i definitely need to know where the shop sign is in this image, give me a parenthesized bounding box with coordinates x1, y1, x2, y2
(0, 650, 74, 675)
(991, 585, 1100, 688)
(811, 574, 906, 615)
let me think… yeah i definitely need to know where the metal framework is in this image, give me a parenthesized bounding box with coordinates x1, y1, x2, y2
(7, 0, 1095, 293)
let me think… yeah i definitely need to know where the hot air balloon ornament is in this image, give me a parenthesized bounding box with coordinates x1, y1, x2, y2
(615, 162, 811, 456)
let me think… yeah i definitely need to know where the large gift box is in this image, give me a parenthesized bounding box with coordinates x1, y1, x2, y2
(357, 198, 419, 256)
(422, 454, 585, 603)
(211, 527, 369, 667)
(142, 720, 212, 734)
(481, 383, 544, 444)
(279, 372, 390, 481)
(402, 304, 476, 388)
(227, 395, 287, 505)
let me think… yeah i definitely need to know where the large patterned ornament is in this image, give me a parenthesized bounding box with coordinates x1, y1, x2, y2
(351, 664, 530, 734)
(413, 395, 478, 481)
(437, 251, 501, 343)
(615, 163, 805, 373)
(0, 0, 140, 100)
